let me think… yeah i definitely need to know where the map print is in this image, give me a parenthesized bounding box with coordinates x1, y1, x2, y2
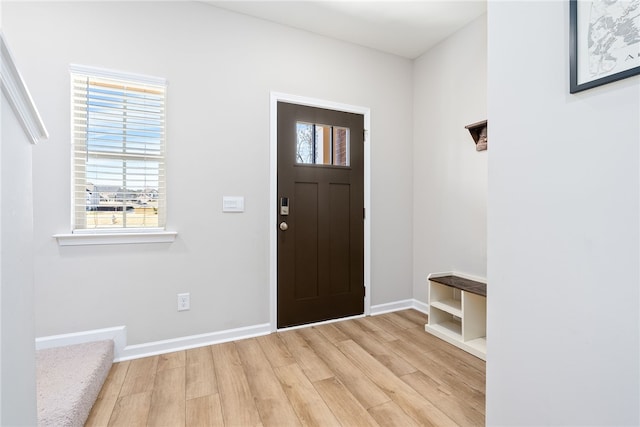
(588, 0, 640, 78)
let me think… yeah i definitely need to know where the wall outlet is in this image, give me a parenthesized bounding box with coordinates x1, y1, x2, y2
(177, 293, 190, 311)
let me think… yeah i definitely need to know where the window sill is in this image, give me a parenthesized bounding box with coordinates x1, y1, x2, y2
(53, 231, 177, 246)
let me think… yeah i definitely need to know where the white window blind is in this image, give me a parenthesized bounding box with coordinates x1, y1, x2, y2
(71, 65, 167, 231)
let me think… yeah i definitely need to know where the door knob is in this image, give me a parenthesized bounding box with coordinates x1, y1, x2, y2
(279, 222, 289, 231)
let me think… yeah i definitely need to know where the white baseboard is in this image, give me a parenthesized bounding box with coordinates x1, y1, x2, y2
(412, 299, 429, 315)
(35, 323, 271, 362)
(370, 299, 413, 315)
(35, 299, 431, 363)
(370, 299, 429, 316)
(117, 323, 271, 362)
(35, 326, 127, 360)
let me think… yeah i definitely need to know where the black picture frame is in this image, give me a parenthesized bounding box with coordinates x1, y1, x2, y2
(570, 0, 640, 93)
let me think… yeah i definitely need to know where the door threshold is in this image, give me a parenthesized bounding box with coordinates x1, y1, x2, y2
(276, 313, 366, 332)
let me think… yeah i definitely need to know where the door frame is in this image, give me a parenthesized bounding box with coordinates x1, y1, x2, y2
(269, 92, 371, 332)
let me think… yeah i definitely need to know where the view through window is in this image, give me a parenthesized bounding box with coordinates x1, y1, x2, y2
(71, 66, 167, 231)
(296, 122, 350, 166)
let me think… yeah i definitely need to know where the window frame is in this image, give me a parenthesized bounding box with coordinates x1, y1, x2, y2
(55, 64, 175, 246)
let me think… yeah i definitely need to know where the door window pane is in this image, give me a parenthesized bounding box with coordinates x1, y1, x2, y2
(296, 122, 349, 166)
(296, 122, 314, 164)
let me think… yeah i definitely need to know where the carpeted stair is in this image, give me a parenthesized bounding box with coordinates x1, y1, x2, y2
(36, 340, 114, 427)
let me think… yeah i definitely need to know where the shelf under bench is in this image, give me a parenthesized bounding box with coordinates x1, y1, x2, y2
(425, 273, 487, 360)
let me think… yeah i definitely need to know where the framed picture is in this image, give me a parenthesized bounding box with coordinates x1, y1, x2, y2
(570, 0, 640, 93)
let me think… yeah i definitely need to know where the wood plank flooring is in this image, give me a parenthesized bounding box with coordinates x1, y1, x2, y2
(85, 310, 485, 426)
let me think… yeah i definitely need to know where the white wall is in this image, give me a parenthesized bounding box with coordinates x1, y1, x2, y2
(6, 1, 639, 424)
(0, 92, 37, 425)
(2, 3, 47, 421)
(3, 1, 414, 346)
(0, 4, 2, 422)
(413, 15, 488, 303)
(487, 1, 639, 425)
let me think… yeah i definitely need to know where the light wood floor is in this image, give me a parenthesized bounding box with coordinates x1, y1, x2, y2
(86, 310, 485, 426)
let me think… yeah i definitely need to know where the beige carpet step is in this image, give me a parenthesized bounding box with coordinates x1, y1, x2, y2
(36, 340, 114, 427)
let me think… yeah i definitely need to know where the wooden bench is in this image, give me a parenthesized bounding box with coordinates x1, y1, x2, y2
(425, 274, 486, 360)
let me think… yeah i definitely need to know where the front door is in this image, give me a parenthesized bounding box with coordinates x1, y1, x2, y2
(277, 102, 364, 328)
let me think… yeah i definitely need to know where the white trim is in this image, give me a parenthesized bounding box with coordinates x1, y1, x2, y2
(53, 231, 177, 246)
(412, 299, 429, 315)
(116, 323, 271, 362)
(69, 63, 166, 87)
(370, 299, 414, 315)
(34, 298, 428, 364)
(370, 298, 430, 316)
(428, 271, 487, 284)
(35, 326, 127, 361)
(35, 322, 272, 363)
(269, 92, 372, 332)
(0, 32, 48, 144)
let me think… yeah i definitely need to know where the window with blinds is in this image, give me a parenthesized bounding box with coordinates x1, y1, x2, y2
(71, 65, 166, 231)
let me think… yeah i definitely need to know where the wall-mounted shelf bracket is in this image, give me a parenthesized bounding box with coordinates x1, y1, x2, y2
(465, 120, 487, 151)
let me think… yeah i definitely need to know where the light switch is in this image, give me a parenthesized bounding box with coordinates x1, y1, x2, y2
(222, 196, 244, 212)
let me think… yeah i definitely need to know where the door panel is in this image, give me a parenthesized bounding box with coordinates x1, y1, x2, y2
(277, 102, 364, 328)
(329, 183, 350, 295)
(294, 182, 319, 299)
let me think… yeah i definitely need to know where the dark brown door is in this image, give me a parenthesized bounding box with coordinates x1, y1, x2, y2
(277, 102, 364, 328)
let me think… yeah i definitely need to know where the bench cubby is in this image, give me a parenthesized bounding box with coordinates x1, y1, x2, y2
(425, 273, 486, 360)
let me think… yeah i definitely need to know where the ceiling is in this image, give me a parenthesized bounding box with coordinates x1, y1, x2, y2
(204, 1, 487, 59)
